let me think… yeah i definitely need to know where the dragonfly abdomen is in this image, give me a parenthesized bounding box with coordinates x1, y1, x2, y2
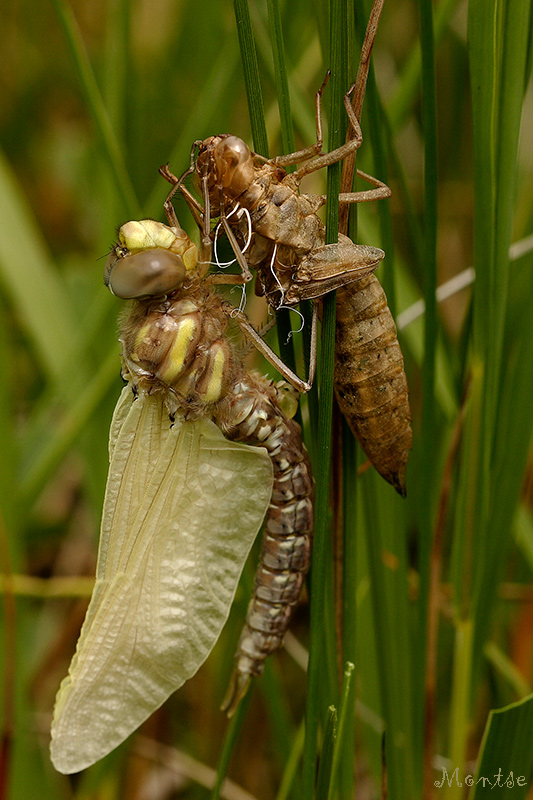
(334, 275, 412, 495)
(215, 375, 314, 714)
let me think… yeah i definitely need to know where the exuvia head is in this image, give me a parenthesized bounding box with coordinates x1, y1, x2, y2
(197, 135, 255, 199)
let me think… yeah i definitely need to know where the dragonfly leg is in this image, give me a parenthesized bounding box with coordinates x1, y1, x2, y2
(226, 304, 317, 394)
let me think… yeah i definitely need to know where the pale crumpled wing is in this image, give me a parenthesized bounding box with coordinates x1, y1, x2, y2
(50, 389, 273, 774)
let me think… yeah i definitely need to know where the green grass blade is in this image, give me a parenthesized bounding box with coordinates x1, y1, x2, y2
(469, 0, 531, 387)
(469, 695, 533, 799)
(315, 706, 337, 800)
(415, 1, 440, 791)
(387, 0, 463, 130)
(49, 0, 141, 218)
(339, 427, 358, 797)
(0, 149, 76, 381)
(464, 0, 531, 532)
(233, 0, 269, 156)
(484, 642, 532, 699)
(266, 0, 295, 156)
(472, 278, 533, 660)
(447, 0, 531, 788)
(18, 349, 120, 506)
(210, 692, 252, 800)
(263, 0, 302, 393)
(303, 288, 337, 798)
(275, 720, 305, 800)
(302, 0, 347, 793)
(448, 617, 474, 799)
(416, 0, 439, 582)
(468, 0, 531, 680)
(362, 474, 418, 799)
(328, 662, 354, 799)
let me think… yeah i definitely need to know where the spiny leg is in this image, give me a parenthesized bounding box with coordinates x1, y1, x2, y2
(159, 142, 199, 223)
(335, 168, 391, 205)
(288, 91, 364, 183)
(271, 71, 330, 168)
(219, 213, 253, 282)
(160, 162, 216, 272)
(227, 302, 319, 395)
(339, 0, 386, 229)
(279, 0, 386, 188)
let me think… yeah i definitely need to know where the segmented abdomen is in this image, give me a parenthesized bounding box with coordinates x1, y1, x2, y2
(214, 375, 314, 714)
(334, 275, 412, 496)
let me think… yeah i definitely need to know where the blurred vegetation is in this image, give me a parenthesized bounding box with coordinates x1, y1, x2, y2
(0, 0, 532, 798)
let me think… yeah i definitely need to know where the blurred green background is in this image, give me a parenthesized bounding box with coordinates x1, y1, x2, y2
(1, 0, 532, 798)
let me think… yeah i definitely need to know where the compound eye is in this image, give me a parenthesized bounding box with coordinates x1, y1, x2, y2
(105, 249, 186, 298)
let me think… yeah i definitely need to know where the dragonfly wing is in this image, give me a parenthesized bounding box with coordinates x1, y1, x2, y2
(50, 392, 273, 774)
(107, 384, 133, 461)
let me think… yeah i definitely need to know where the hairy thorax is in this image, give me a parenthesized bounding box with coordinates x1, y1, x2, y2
(120, 281, 237, 418)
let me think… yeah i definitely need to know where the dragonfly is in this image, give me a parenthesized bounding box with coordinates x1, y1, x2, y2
(50, 216, 313, 774)
(159, 0, 411, 495)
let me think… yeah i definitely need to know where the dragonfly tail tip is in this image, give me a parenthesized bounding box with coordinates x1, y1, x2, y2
(221, 669, 251, 717)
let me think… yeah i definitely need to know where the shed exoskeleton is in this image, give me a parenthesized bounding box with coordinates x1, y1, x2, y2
(159, 1, 411, 494)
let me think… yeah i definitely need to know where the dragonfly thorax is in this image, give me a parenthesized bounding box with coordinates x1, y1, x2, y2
(120, 282, 237, 417)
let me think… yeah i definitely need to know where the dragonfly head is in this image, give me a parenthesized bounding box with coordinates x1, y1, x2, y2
(105, 220, 198, 299)
(196, 135, 255, 203)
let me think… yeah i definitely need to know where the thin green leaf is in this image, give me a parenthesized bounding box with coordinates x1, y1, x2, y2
(210, 692, 252, 800)
(362, 473, 418, 799)
(387, 0, 463, 130)
(484, 642, 532, 699)
(233, 0, 269, 156)
(417, 0, 439, 617)
(448, 1, 531, 789)
(275, 720, 305, 800)
(339, 427, 358, 798)
(328, 662, 355, 800)
(266, 0, 295, 156)
(0, 149, 76, 381)
(18, 349, 120, 506)
(50, 0, 141, 218)
(469, 695, 533, 799)
(315, 706, 337, 800)
(302, 0, 347, 793)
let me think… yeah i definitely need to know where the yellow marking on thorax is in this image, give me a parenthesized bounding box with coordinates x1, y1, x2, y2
(133, 323, 151, 356)
(161, 317, 197, 384)
(201, 346, 227, 403)
(182, 244, 198, 271)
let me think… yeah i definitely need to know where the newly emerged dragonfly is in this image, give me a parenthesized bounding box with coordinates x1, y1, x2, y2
(160, 0, 411, 495)
(50, 218, 313, 774)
